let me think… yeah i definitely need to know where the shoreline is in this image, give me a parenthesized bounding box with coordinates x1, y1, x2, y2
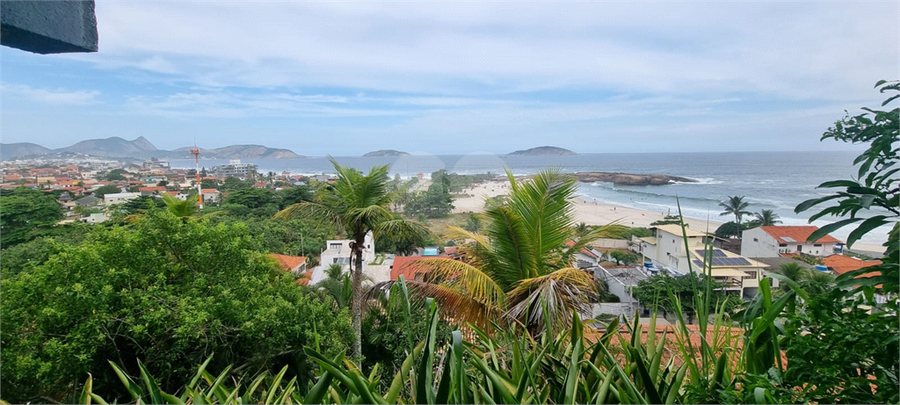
(452, 180, 887, 254)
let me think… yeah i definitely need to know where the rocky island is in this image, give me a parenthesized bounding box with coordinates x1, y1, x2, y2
(363, 149, 411, 157)
(575, 172, 696, 186)
(507, 146, 576, 156)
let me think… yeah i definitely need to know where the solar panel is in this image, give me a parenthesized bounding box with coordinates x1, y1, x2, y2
(782, 237, 796, 242)
(695, 249, 726, 257)
(694, 257, 752, 267)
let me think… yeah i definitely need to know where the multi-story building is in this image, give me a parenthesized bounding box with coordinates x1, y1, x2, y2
(632, 224, 767, 299)
(212, 160, 257, 179)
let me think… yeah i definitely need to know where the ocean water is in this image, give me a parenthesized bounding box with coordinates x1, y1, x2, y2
(170, 151, 892, 245)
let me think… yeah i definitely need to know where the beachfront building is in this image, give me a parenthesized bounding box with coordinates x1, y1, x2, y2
(741, 226, 842, 258)
(211, 160, 258, 179)
(632, 224, 767, 299)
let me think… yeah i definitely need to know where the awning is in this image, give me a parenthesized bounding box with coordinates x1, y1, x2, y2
(710, 268, 752, 278)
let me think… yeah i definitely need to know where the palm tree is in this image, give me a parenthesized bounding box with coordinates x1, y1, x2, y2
(574, 222, 591, 238)
(774, 262, 808, 293)
(719, 195, 753, 225)
(162, 194, 200, 218)
(803, 270, 835, 295)
(275, 158, 429, 358)
(382, 169, 612, 335)
(753, 209, 782, 227)
(318, 263, 352, 309)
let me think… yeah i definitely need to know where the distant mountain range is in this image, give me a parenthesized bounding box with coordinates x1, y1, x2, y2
(1, 137, 302, 160)
(507, 146, 576, 156)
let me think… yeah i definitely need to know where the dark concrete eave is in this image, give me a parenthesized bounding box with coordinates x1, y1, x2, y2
(1, 1, 98, 54)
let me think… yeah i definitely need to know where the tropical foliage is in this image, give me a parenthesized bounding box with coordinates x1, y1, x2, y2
(0, 211, 352, 404)
(718, 195, 752, 225)
(0, 187, 64, 246)
(275, 158, 430, 358)
(378, 169, 610, 334)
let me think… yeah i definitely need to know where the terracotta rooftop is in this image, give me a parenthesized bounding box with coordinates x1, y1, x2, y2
(269, 254, 308, 271)
(759, 226, 841, 244)
(566, 240, 598, 259)
(822, 254, 881, 276)
(391, 255, 451, 281)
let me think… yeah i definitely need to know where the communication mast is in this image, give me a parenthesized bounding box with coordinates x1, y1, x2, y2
(190, 145, 203, 209)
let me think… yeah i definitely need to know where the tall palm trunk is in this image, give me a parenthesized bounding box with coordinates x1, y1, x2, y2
(350, 235, 365, 359)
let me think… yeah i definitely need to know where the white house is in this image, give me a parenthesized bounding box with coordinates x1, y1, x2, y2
(320, 231, 376, 266)
(566, 239, 601, 268)
(103, 192, 140, 206)
(631, 224, 767, 299)
(309, 231, 378, 285)
(200, 189, 221, 204)
(741, 226, 841, 258)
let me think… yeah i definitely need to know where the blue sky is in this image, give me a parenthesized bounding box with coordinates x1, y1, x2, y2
(2, 1, 897, 156)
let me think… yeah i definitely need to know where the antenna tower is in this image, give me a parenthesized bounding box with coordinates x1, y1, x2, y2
(190, 146, 203, 209)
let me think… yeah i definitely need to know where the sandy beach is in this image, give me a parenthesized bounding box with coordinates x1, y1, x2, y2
(453, 181, 886, 253)
(454, 181, 721, 230)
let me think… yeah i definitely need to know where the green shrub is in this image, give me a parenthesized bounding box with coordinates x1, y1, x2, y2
(0, 211, 352, 403)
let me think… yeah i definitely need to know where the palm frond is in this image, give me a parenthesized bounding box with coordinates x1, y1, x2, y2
(403, 258, 507, 308)
(484, 204, 537, 286)
(505, 168, 579, 275)
(367, 280, 503, 329)
(505, 268, 597, 333)
(274, 201, 343, 230)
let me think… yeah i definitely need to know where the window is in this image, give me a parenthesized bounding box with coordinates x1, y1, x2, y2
(329, 243, 342, 250)
(814, 244, 822, 247)
(753, 238, 758, 242)
(779, 243, 787, 247)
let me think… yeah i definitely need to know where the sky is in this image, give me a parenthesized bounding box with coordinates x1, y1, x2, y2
(1, 1, 898, 156)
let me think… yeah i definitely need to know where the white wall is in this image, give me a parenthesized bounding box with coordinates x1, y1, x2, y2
(741, 227, 777, 257)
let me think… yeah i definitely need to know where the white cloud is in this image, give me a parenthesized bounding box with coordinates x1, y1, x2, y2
(77, 1, 896, 102)
(1, 83, 100, 105)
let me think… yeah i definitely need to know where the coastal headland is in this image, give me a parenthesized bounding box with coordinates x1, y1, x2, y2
(575, 172, 695, 186)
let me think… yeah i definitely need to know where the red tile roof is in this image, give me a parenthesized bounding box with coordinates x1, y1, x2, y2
(200, 188, 219, 194)
(566, 240, 598, 259)
(391, 255, 451, 281)
(760, 226, 841, 244)
(822, 254, 881, 276)
(269, 254, 308, 271)
(295, 272, 311, 286)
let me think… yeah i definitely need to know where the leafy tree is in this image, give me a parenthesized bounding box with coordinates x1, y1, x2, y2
(221, 176, 253, 191)
(224, 187, 276, 210)
(0, 187, 64, 246)
(403, 171, 453, 218)
(120, 195, 166, 215)
(392, 169, 615, 335)
(104, 169, 130, 181)
(796, 80, 899, 254)
(200, 178, 218, 189)
(375, 214, 430, 255)
(276, 158, 430, 358)
(0, 211, 353, 403)
(719, 195, 752, 225)
(608, 250, 639, 265)
(278, 185, 313, 209)
(714, 221, 743, 239)
(92, 184, 123, 198)
(631, 273, 739, 314)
